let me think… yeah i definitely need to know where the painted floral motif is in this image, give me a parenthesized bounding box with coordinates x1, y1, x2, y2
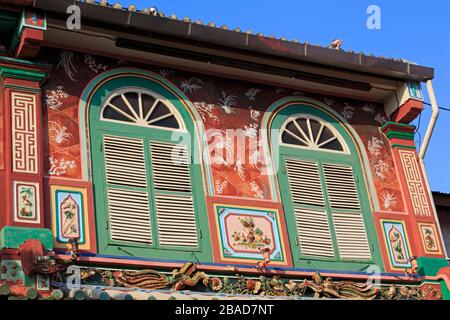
(159, 69, 174, 78)
(250, 181, 265, 199)
(231, 217, 271, 250)
(388, 225, 408, 264)
(362, 103, 376, 114)
(341, 103, 354, 120)
(380, 190, 398, 210)
(45, 86, 69, 110)
(48, 121, 73, 145)
(48, 157, 76, 176)
(17, 185, 35, 218)
(218, 91, 239, 114)
(374, 160, 390, 180)
(57, 51, 77, 81)
(323, 97, 335, 108)
(194, 102, 219, 123)
(375, 113, 387, 125)
(368, 137, 384, 157)
(245, 88, 260, 101)
(84, 54, 108, 73)
(60, 195, 80, 239)
(250, 109, 260, 121)
(180, 77, 203, 94)
(243, 123, 258, 138)
(215, 178, 228, 195)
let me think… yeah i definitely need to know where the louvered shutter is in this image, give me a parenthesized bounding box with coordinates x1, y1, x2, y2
(323, 164, 371, 260)
(104, 135, 152, 244)
(294, 208, 334, 258)
(150, 141, 198, 247)
(285, 159, 334, 258)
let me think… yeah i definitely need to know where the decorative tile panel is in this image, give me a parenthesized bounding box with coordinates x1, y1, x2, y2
(11, 91, 38, 174)
(13, 181, 40, 224)
(418, 223, 442, 255)
(207, 198, 291, 266)
(50, 185, 89, 249)
(381, 220, 412, 269)
(399, 150, 431, 217)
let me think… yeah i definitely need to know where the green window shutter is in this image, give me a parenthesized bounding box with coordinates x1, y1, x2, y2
(150, 141, 198, 247)
(104, 135, 152, 244)
(323, 164, 371, 260)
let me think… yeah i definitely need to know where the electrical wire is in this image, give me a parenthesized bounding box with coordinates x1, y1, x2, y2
(423, 101, 450, 112)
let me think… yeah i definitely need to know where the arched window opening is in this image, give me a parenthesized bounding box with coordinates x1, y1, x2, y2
(271, 106, 381, 270)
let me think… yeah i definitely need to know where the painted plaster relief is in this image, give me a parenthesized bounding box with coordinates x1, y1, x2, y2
(40, 49, 396, 203)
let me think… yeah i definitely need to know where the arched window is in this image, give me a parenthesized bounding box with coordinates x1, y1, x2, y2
(89, 80, 210, 261)
(270, 104, 381, 270)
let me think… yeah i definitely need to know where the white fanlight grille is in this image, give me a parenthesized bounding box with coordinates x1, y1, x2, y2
(294, 208, 334, 258)
(103, 135, 147, 188)
(108, 188, 152, 244)
(285, 159, 324, 207)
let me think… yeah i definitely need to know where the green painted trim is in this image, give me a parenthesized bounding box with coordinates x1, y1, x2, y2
(88, 76, 212, 261)
(0, 66, 46, 82)
(385, 131, 415, 141)
(417, 257, 449, 276)
(381, 121, 416, 130)
(270, 104, 384, 271)
(3, 84, 41, 93)
(390, 144, 416, 150)
(0, 56, 49, 68)
(0, 226, 53, 250)
(440, 280, 450, 300)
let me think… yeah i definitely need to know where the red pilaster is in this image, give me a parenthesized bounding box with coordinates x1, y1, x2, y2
(382, 122, 445, 259)
(0, 60, 47, 229)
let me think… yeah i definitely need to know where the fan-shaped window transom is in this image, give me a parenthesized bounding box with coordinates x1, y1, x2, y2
(280, 114, 348, 153)
(101, 88, 183, 130)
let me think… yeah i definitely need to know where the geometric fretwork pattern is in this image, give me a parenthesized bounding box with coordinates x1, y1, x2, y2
(11, 92, 38, 174)
(399, 150, 431, 216)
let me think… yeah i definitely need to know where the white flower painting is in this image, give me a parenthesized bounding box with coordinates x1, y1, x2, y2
(84, 54, 108, 73)
(48, 121, 73, 145)
(362, 103, 376, 114)
(245, 88, 260, 101)
(374, 160, 390, 180)
(375, 113, 387, 125)
(367, 137, 384, 157)
(57, 51, 77, 81)
(180, 77, 203, 94)
(218, 91, 239, 114)
(250, 181, 264, 199)
(341, 103, 355, 120)
(48, 157, 76, 176)
(380, 190, 398, 210)
(215, 178, 228, 195)
(45, 86, 69, 110)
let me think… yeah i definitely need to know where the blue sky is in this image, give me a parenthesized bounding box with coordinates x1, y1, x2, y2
(120, 0, 450, 192)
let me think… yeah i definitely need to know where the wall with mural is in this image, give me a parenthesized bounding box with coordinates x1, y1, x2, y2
(32, 47, 445, 271)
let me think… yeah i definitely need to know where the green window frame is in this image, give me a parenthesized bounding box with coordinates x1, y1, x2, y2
(270, 104, 383, 271)
(89, 76, 212, 261)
